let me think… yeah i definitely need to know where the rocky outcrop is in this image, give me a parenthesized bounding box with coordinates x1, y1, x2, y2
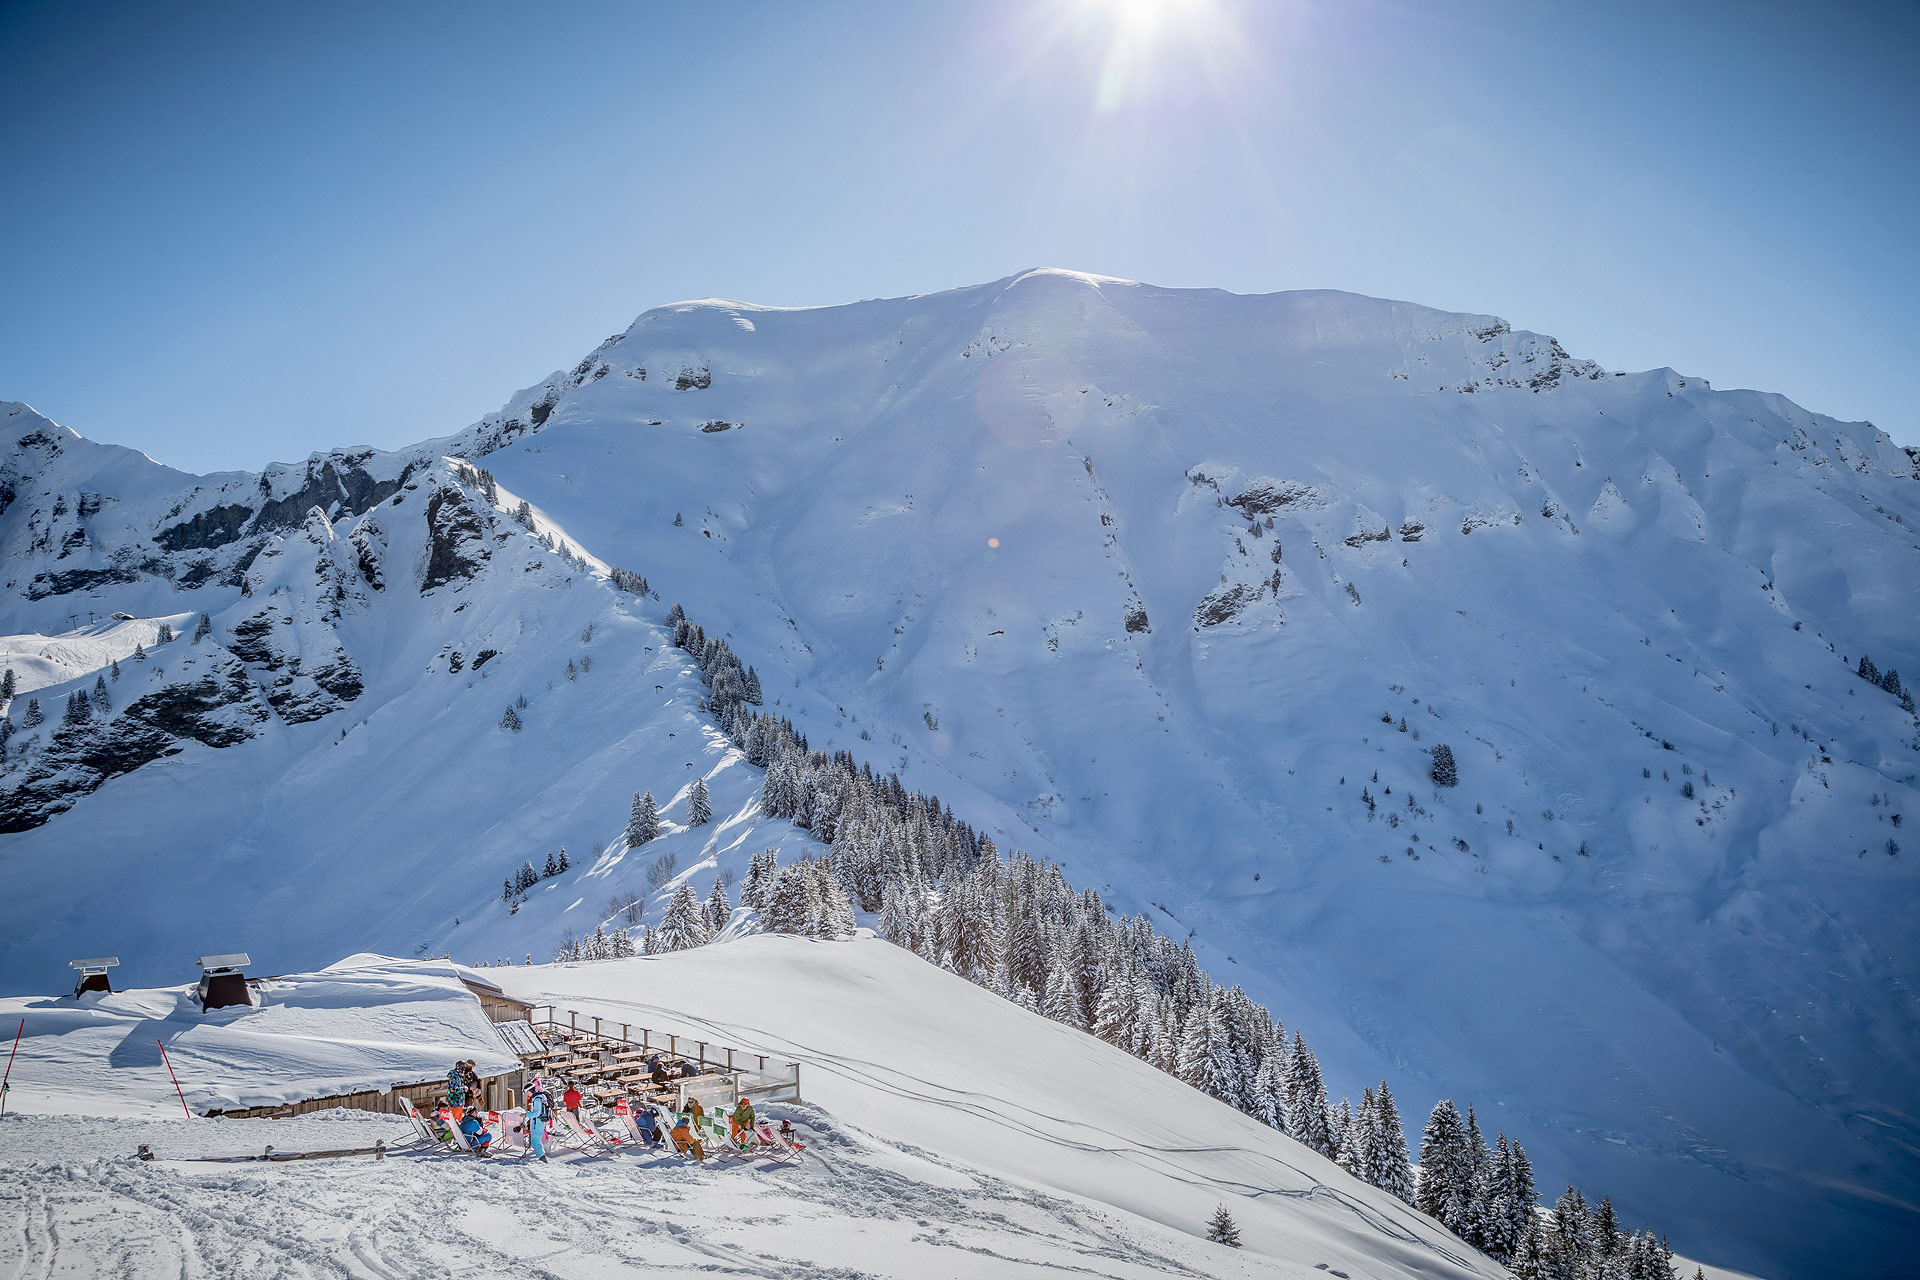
(422, 485, 488, 592)
(0, 650, 269, 833)
(224, 508, 366, 723)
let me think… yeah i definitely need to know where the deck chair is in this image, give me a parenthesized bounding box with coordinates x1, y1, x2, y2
(397, 1097, 443, 1145)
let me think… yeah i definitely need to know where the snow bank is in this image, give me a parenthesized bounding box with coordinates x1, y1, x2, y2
(0, 956, 517, 1116)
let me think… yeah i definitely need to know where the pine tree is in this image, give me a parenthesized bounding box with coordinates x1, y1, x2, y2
(543, 850, 559, 878)
(1205, 1204, 1241, 1247)
(109, 659, 120, 682)
(502, 877, 514, 903)
(21, 698, 40, 728)
(609, 926, 636, 958)
(704, 877, 732, 934)
(1418, 1099, 1474, 1234)
(565, 658, 577, 681)
(1368, 1081, 1414, 1204)
(627, 790, 659, 846)
(688, 775, 712, 826)
(1339, 1087, 1375, 1178)
(518, 860, 539, 893)
(557, 846, 569, 873)
(156, 623, 173, 643)
(813, 861, 857, 937)
(1284, 1033, 1335, 1156)
(762, 864, 818, 934)
(499, 705, 522, 731)
(0, 668, 13, 700)
(1043, 963, 1085, 1029)
(193, 612, 212, 642)
(659, 883, 711, 951)
(1431, 743, 1458, 787)
(92, 675, 109, 714)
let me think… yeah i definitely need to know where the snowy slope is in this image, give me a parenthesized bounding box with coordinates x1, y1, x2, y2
(0, 935, 1505, 1280)
(2, 271, 1917, 1276)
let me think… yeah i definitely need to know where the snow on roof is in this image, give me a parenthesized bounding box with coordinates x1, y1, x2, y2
(0, 956, 520, 1117)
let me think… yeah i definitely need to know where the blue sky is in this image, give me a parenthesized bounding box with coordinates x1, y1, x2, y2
(2, 0, 1915, 472)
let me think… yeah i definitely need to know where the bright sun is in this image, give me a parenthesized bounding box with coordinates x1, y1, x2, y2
(1081, 0, 1228, 110)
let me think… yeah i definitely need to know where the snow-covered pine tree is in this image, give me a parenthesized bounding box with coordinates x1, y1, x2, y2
(502, 877, 515, 904)
(741, 848, 777, 911)
(761, 864, 818, 934)
(877, 880, 916, 949)
(0, 668, 12, 700)
(688, 775, 712, 826)
(1417, 1098, 1474, 1233)
(21, 698, 40, 727)
(1338, 1087, 1374, 1178)
(1430, 743, 1458, 787)
(704, 877, 732, 934)
(557, 846, 569, 873)
(156, 623, 173, 643)
(518, 860, 539, 893)
(609, 926, 636, 958)
(659, 883, 711, 951)
(1091, 967, 1139, 1047)
(627, 790, 658, 846)
(1284, 1032, 1335, 1156)
(92, 675, 109, 714)
(1250, 1042, 1288, 1130)
(500, 705, 522, 731)
(1042, 963, 1085, 1029)
(1368, 1081, 1414, 1204)
(543, 850, 559, 878)
(1205, 1205, 1241, 1247)
(812, 861, 856, 937)
(193, 612, 211, 642)
(565, 658, 577, 681)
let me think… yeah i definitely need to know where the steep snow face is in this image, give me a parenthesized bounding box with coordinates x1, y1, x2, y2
(1, 272, 1916, 1277)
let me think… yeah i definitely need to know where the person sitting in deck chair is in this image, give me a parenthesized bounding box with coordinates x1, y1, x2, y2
(635, 1104, 663, 1147)
(729, 1097, 756, 1146)
(459, 1109, 493, 1156)
(669, 1111, 705, 1161)
(562, 1083, 583, 1122)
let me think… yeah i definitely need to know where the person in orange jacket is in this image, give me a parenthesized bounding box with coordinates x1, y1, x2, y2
(670, 1111, 705, 1161)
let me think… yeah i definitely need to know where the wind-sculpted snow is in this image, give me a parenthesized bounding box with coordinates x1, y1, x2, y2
(0, 271, 1916, 1276)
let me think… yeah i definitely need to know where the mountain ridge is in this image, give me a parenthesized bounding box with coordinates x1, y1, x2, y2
(2, 272, 1917, 1278)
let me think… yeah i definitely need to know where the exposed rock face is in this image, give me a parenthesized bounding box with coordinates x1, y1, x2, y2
(224, 507, 366, 723)
(0, 650, 270, 833)
(422, 485, 488, 592)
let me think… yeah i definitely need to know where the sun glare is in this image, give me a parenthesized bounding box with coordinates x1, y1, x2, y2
(1081, 0, 1234, 111)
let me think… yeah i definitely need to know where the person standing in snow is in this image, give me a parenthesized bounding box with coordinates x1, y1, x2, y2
(461, 1060, 484, 1106)
(446, 1062, 469, 1112)
(525, 1084, 553, 1162)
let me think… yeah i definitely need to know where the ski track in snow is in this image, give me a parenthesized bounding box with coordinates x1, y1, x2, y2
(0, 1113, 1275, 1279)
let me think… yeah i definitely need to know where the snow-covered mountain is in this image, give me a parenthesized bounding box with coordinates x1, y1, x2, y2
(2, 269, 1916, 1278)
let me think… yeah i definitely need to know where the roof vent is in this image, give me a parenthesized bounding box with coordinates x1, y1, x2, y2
(68, 957, 119, 999)
(196, 953, 253, 1011)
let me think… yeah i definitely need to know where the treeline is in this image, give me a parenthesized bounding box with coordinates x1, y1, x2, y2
(662, 604, 1678, 1276)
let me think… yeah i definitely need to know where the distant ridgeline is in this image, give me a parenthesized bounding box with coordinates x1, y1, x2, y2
(554, 598, 1687, 1280)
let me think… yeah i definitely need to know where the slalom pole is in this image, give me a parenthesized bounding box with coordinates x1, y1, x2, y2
(0, 1018, 21, 1117)
(157, 1039, 191, 1118)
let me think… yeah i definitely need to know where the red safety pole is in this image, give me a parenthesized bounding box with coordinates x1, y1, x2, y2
(157, 1039, 191, 1118)
(0, 1018, 22, 1117)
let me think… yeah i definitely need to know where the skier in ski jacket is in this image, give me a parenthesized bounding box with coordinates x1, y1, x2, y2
(461, 1060, 484, 1104)
(526, 1087, 553, 1161)
(445, 1064, 468, 1108)
(729, 1098, 755, 1145)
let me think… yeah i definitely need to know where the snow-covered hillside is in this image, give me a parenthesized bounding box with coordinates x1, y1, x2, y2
(2, 271, 1917, 1277)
